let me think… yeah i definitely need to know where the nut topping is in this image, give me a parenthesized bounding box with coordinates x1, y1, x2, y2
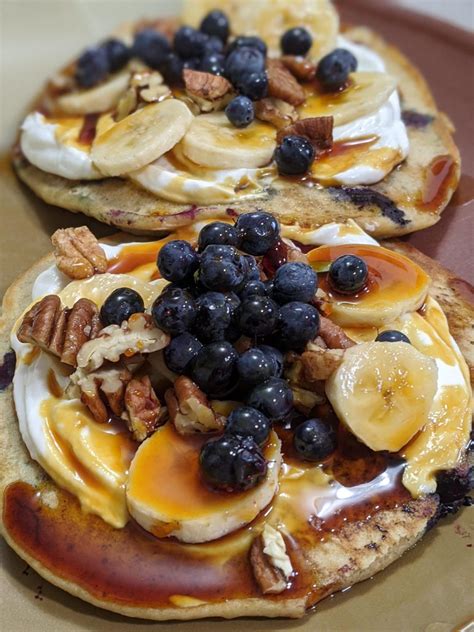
(250, 525, 293, 595)
(266, 59, 305, 107)
(165, 376, 224, 435)
(71, 364, 132, 424)
(319, 316, 356, 349)
(183, 69, 233, 113)
(124, 375, 162, 441)
(301, 345, 345, 381)
(276, 116, 334, 153)
(51, 226, 107, 280)
(281, 55, 317, 82)
(254, 98, 298, 129)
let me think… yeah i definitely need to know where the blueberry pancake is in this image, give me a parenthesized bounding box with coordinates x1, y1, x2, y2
(0, 213, 472, 620)
(13, 0, 459, 237)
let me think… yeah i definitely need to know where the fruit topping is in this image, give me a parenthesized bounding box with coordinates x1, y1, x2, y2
(237, 348, 277, 385)
(225, 95, 255, 128)
(133, 28, 171, 69)
(316, 48, 358, 91)
(199, 52, 225, 75)
(225, 46, 266, 85)
(200, 9, 230, 43)
(235, 211, 280, 256)
(257, 345, 284, 378)
(225, 406, 271, 446)
(200, 434, 267, 492)
(272, 261, 318, 303)
(227, 36, 267, 57)
(239, 296, 279, 337)
(280, 27, 313, 56)
(174, 26, 208, 59)
(278, 301, 320, 350)
(375, 330, 411, 344)
(164, 332, 203, 374)
(75, 46, 109, 88)
(157, 239, 200, 284)
(247, 377, 294, 422)
(239, 280, 268, 300)
(199, 244, 246, 291)
(100, 287, 145, 326)
(274, 135, 315, 175)
(328, 254, 368, 295)
(102, 38, 130, 73)
(293, 418, 337, 461)
(151, 287, 196, 335)
(194, 291, 238, 342)
(237, 72, 268, 101)
(190, 341, 238, 396)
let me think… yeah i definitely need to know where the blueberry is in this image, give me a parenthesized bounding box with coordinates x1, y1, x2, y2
(248, 377, 293, 421)
(256, 345, 284, 377)
(280, 27, 312, 56)
(182, 57, 201, 71)
(241, 255, 261, 282)
(151, 287, 196, 335)
(199, 245, 245, 292)
(174, 26, 207, 59)
(235, 211, 280, 256)
(279, 302, 319, 350)
(203, 36, 225, 55)
(198, 222, 239, 250)
(100, 287, 144, 326)
(102, 39, 130, 72)
(227, 36, 267, 57)
(200, 9, 230, 43)
(225, 406, 271, 446)
(162, 52, 184, 84)
(293, 418, 337, 461)
(190, 341, 238, 396)
(75, 47, 109, 88)
(237, 348, 275, 384)
(157, 240, 200, 285)
(316, 48, 358, 91)
(375, 330, 411, 344)
(237, 71, 268, 101)
(239, 296, 279, 337)
(200, 434, 267, 491)
(274, 135, 315, 175)
(328, 254, 368, 294)
(194, 292, 233, 342)
(225, 47, 265, 85)
(272, 261, 318, 304)
(199, 52, 225, 75)
(133, 29, 171, 69)
(164, 332, 202, 374)
(225, 96, 255, 128)
(239, 280, 267, 300)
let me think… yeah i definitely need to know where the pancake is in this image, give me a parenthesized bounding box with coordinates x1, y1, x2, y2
(0, 239, 471, 621)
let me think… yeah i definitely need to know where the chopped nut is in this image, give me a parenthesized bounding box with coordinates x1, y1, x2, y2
(266, 59, 305, 107)
(319, 316, 355, 349)
(291, 385, 324, 414)
(281, 55, 316, 81)
(277, 116, 333, 153)
(301, 346, 345, 381)
(51, 226, 107, 280)
(285, 242, 309, 264)
(165, 376, 224, 435)
(124, 375, 162, 441)
(250, 525, 293, 595)
(115, 87, 138, 121)
(131, 70, 171, 103)
(183, 69, 233, 113)
(254, 98, 298, 129)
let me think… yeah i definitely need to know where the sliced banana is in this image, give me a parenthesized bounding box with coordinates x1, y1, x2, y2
(183, 0, 339, 61)
(91, 99, 194, 176)
(56, 71, 130, 115)
(126, 424, 282, 543)
(326, 342, 438, 452)
(299, 72, 397, 126)
(182, 112, 276, 169)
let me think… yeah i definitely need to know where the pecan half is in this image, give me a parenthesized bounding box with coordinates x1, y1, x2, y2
(165, 376, 224, 435)
(51, 226, 107, 280)
(254, 97, 298, 129)
(281, 55, 317, 82)
(250, 527, 292, 595)
(124, 375, 162, 441)
(72, 365, 132, 423)
(319, 316, 355, 349)
(183, 69, 233, 112)
(17, 295, 61, 351)
(277, 116, 333, 153)
(301, 346, 345, 381)
(266, 59, 305, 107)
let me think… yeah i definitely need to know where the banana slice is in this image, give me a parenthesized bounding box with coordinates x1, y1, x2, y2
(126, 424, 282, 543)
(326, 342, 438, 452)
(56, 71, 130, 115)
(182, 112, 276, 169)
(183, 0, 339, 61)
(307, 244, 430, 327)
(91, 99, 194, 176)
(299, 72, 397, 126)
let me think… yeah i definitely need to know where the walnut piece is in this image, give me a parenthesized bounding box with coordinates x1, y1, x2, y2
(301, 346, 345, 381)
(319, 316, 356, 349)
(291, 385, 325, 414)
(250, 525, 293, 595)
(124, 375, 162, 441)
(281, 55, 317, 81)
(51, 226, 107, 280)
(254, 97, 298, 129)
(165, 376, 224, 435)
(71, 364, 132, 423)
(183, 69, 233, 112)
(266, 59, 305, 107)
(17, 295, 101, 366)
(277, 116, 334, 153)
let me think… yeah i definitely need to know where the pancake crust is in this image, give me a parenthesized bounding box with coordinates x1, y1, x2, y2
(0, 240, 471, 620)
(12, 24, 460, 238)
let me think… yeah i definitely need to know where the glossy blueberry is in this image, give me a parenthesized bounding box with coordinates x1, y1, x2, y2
(224, 292, 242, 342)
(199, 245, 245, 292)
(102, 39, 130, 72)
(225, 406, 271, 446)
(272, 261, 318, 304)
(280, 27, 312, 56)
(198, 222, 239, 250)
(293, 418, 337, 461)
(225, 95, 255, 128)
(203, 36, 225, 55)
(239, 296, 279, 337)
(162, 52, 184, 84)
(75, 46, 109, 88)
(256, 345, 284, 378)
(316, 48, 358, 91)
(157, 240, 200, 284)
(247, 377, 293, 421)
(274, 135, 315, 175)
(200, 9, 230, 43)
(199, 52, 225, 75)
(241, 255, 260, 282)
(200, 434, 267, 492)
(190, 341, 238, 396)
(237, 348, 275, 384)
(100, 287, 144, 326)
(278, 301, 320, 350)
(375, 330, 411, 344)
(194, 292, 233, 342)
(225, 46, 265, 84)
(227, 36, 267, 57)
(164, 332, 202, 374)
(239, 280, 267, 300)
(237, 71, 268, 101)
(328, 254, 368, 294)
(133, 29, 171, 69)
(151, 287, 196, 335)
(174, 26, 207, 59)
(235, 211, 280, 256)
(182, 57, 201, 71)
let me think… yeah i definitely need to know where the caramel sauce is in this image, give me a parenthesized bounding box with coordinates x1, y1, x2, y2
(23, 346, 40, 365)
(418, 155, 457, 213)
(106, 241, 166, 275)
(47, 369, 63, 398)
